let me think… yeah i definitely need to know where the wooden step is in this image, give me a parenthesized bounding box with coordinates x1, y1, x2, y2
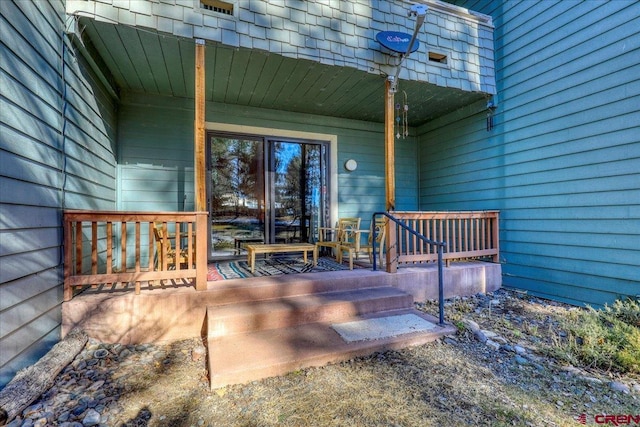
(207, 287, 414, 337)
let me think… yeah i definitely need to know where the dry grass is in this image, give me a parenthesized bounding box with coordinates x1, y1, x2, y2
(43, 289, 640, 426)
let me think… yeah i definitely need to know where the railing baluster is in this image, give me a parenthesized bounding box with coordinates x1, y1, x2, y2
(91, 222, 98, 276)
(75, 222, 82, 275)
(147, 222, 154, 272)
(120, 222, 127, 275)
(106, 222, 113, 274)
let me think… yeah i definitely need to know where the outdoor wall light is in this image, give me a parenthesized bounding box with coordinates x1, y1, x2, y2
(344, 159, 358, 172)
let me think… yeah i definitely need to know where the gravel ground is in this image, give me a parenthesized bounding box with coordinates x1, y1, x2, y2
(7, 289, 640, 426)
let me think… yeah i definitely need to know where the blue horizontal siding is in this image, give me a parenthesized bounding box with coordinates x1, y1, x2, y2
(424, 0, 640, 306)
(0, 0, 118, 387)
(118, 93, 415, 222)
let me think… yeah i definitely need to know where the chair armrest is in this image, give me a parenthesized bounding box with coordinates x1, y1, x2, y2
(317, 227, 339, 242)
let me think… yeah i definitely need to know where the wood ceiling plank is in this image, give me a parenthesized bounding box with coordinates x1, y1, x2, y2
(327, 72, 382, 117)
(204, 44, 216, 101)
(272, 60, 317, 107)
(303, 66, 352, 107)
(224, 48, 252, 104)
(83, 21, 131, 91)
(336, 83, 384, 122)
(138, 30, 173, 95)
(257, 57, 297, 109)
(234, 50, 269, 106)
(179, 38, 195, 99)
(211, 45, 234, 102)
(114, 25, 157, 93)
(160, 37, 187, 97)
(248, 54, 283, 107)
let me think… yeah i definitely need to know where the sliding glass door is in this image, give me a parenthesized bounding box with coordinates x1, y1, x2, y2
(207, 133, 328, 259)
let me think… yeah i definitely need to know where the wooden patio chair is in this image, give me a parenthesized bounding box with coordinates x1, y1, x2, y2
(358, 217, 387, 268)
(153, 222, 192, 271)
(315, 217, 361, 262)
(337, 217, 386, 270)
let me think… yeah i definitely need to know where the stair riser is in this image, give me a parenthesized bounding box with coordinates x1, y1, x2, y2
(208, 294, 413, 337)
(206, 271, 392, 305)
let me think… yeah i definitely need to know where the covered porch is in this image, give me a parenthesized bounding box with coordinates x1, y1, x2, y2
(58, 1, 498, 388)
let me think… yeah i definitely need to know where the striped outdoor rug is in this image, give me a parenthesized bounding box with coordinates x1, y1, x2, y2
(207, 256, 352, 281)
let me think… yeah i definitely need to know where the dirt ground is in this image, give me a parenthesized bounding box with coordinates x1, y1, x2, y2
(18, 289, 640, 426)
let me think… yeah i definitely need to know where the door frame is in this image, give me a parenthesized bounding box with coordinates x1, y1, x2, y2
(205, 122, 338, 259)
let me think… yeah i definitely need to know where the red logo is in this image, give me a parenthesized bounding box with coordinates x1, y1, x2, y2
(577, 414, 640, 425)
(595, 414, 640, 425)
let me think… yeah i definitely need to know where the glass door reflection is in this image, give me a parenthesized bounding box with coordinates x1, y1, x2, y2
(270, 142, 323, 244)
(208, 134, 328, 260)
(209, 137, 265, 258)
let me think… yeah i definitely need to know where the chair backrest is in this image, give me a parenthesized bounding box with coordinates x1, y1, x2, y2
(153, 222, 170, 249)
(369, 218, 386, 244)
(337, 217, 361, 244)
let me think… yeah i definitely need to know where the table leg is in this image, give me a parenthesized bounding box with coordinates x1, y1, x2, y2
(313, 247, 318, 266)
(248, 249, 255, 273)
(303, 250, 308, 264)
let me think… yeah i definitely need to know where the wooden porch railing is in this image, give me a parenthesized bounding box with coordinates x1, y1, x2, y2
(386, 210, 499, 272)
(63, 211, 208, 301)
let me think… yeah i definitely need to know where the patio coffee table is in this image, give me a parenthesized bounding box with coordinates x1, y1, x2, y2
(246, 243, 318, 273)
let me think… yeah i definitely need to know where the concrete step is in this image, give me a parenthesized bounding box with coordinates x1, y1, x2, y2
(205, 269, 393, 306)
(207, 287, 414, 337)
(207, 308, 456, 389)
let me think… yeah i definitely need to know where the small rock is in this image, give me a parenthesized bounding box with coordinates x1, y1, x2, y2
(492, 336, 508, 344)
(474, 330, 488, 343)
(485, 339, 500, 351)
(514, 345, 527, 355)
(502, 344, 514, 353)
(580, 376, 603, 385)
(71, 402, 88, 417)
(93, 349, 109, 359)
(482, 330, 498, 338)
(82, 408, 101, 426)
(443, 337, 458, 346)
(88, 380, 105, 391)
(633, 384, 640, 394)
(561, 366, 582, 376)
(515, 355, 529, 365)
(462, 318, 480, 333)
(192, 345, 207, 362)
(609, 381, 630, 394)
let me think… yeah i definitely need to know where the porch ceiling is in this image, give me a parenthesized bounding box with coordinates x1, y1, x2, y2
(81, 19, 485, 127)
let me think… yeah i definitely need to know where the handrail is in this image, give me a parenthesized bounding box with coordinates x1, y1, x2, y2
(372, 212, 446, 325)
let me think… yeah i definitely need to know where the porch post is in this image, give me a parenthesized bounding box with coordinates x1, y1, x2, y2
(194, 39, 206, 212)
(384, 79, 398, 272)
(194, 39, 207, 291)
(384, 79, 395, 211)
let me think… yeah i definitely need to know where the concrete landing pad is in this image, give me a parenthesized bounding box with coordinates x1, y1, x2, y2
(332, 313, 437, 342)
